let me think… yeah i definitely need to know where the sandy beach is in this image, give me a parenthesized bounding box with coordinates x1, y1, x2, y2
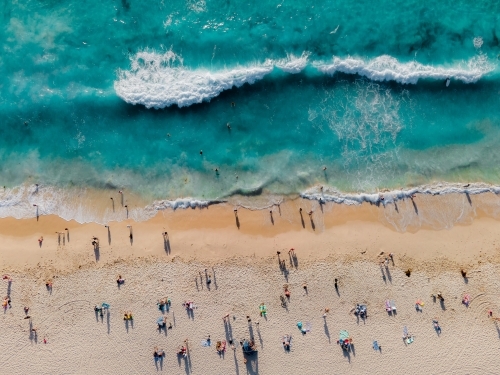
(1, 199, 500, 374)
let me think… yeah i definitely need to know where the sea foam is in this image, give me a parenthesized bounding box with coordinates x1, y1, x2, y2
(300, 183, 500, 206)
(114, 51, 309, 109)
(315, 54, 494, 85)
(115, 51, 495, 109)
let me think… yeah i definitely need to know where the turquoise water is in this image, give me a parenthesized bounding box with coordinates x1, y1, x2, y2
(1, 0, 500, 223)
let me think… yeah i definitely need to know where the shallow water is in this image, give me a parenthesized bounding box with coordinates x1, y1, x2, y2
(1, 0, 500, 226)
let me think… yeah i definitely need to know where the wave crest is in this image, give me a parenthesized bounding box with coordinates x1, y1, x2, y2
(115, 51, 495, 109)
(315, 54, 494, 84)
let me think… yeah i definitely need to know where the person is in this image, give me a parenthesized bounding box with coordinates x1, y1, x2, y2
(334, 278, 338, 290)
(38, 236, 43, 245)
(282, 335, 291, 350)
(289, 248, 295, 255)
(199, 150, 203, 155)
(223, 313, 230, 321)
(45, 280, 53, 289)
(284, 284, 291, 297)
(117, 275, 124, 285)
(323, 167, 327, 171)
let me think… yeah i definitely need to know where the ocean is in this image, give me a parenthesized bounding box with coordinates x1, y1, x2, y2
(1, 0, 500, 230)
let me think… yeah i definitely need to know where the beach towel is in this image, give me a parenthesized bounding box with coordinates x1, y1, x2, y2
(101, 303, 110, 309)
(373, 341, 379, 351)
(385, 300, 391, 312)
(200, 340, 211, 347)
(156, 317, 164, 325)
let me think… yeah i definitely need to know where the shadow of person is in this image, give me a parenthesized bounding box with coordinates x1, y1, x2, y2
(94, 245, 100, 261)
(309, 215, 315, 231)
(163, 233, 171, 254)
(232, 345, 240, 375)
(411, 198, 419, 215)
(245, 352, 259, 375)
(270, 211, 274, 225)
(342, 348, 351, 362)
(212, 267, 218, 290)
(234, 210, 240, 229)
(299, 210, 305, 228)
(379, 265, 387, 283)
(323, 318, 330, 343)
(465, 192, 472, 206)
(384, 265, 392, 283)
(440, 299, 446, 311)
(107, 227, 111, 245)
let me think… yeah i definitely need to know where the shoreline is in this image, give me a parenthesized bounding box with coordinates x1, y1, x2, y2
(1, 198, 499, 276)
(2, 181, 500, 230)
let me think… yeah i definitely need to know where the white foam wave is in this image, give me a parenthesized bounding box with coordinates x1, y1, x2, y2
(115, 52, 495, 108)
(315, 54, 494, 84)
(0, 184, 222, 225)
(114, 51, 309, 109)
(300, 182, 500, 206)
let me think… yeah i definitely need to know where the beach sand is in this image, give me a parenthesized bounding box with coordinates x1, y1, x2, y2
(2, 199, 500, 374)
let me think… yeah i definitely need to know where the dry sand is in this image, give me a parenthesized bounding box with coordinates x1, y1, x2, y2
(1, 200, 500, 374)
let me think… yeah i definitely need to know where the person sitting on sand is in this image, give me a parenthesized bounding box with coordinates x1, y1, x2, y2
(123, 311, 133, 320)
(2, 275, 13, 283)
(283, 284, 291, 298)
(158, 316, 167, 330)
(157, 299, 166, 311)
(116, 275, 124, 285)
(94, 305, 104, 317)
(45, 280, 53, 289)
(282, 335, 291, 351)
(154, 346, 164, 359)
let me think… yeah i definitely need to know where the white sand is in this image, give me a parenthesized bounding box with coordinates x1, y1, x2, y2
(2, 257, 500, 374)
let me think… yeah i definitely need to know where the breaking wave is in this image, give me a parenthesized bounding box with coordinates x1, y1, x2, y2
(114, 51, 495, 109)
